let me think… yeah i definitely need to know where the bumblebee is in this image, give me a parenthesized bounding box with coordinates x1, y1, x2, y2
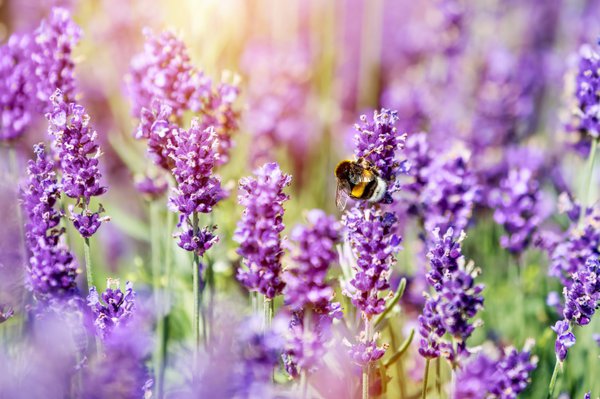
(334, 157, 387, 210)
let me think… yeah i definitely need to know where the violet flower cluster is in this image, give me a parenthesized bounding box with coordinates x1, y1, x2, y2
(46, 90, 108, 238)
(353, 108, 407, 191)
(282, 210, 342, 376)
(168, 120, 226, 256)
(128, 29, 240, 168)
(242, 43, 316, 170)
(418, 228, 484, 364)
(22, 143, 79, 299)
(453, 342, 538, 399)
(553, 256, 600, 361)
(490, 168, 542, 255)
(342, 207, 400, 365)
(88, 279, 136, 340)
(235, 162, 292, 299)
(0, 8, 80, 140)
(421, 153, 479, 235)
(284, 209, 342, 315)
(565, 43, 600, 157)
(547, 204, 600, 287)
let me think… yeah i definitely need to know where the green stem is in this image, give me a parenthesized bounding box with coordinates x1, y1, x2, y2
(383, 328, 415, 368)
(422, 359, 431, 399)
(83, 237, 93, 291)
(150, 201, 165, 399)
(547, 357, 561, 399)
(192, 213, 201, 363)
(581, 138, 598, 226)
(435, 358, 441, 397)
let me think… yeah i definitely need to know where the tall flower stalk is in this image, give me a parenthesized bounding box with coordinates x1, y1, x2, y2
(235, 162, 292, 328)
(21, 144, 79, 300)
(168, 119, 226, 356)
(46, 90, 108, 291)
(341, 109, 405, 399)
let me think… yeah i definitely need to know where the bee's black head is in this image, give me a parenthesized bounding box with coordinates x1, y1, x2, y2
(335, 160, 354, 179)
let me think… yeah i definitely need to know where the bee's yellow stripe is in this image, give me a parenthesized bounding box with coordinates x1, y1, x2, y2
(351, 182, 367, 198)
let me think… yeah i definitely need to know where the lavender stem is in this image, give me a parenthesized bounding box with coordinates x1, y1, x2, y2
(192, 212, 201, 360)
(547, 356, 561, 399)
(422, 358, 431, 399)
(362, 317, 372, 399)
(83, 236, 93, 291)
(150, 200, 165, 398)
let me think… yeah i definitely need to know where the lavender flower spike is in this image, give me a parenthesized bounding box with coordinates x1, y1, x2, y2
(168, 120, 226, 256)
(46, 89, 108, 238)
(284, 209, 342, 315)
(491, 168, 541, 255)
(566, 43, 600, 157)
(88, 278, 136, 339)
(235, 162, 292, 299)
(22, 143, 79, 299)
(354, 108, 407, 187)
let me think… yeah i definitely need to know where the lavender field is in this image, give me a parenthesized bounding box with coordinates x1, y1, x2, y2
(1, 1, 599, 398)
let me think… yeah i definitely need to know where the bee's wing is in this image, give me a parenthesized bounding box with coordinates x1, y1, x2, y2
(336, 182, 349, 211)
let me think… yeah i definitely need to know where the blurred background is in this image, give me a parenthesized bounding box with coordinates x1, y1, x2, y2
(1, 0, 600, 397)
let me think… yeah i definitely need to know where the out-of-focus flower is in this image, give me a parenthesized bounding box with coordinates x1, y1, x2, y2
(282, 210, 342, 376)
(242, 43, 316, 175)
(418, 229, 484, 364)
(552, 319, 575, 362)
(421, 152, 479, 235)
(127, 29, 240, 167)
(563, 256, 600, 326)
(453, 342, 538, 399)
(82, 314, 152, 399)
(342, 207, 401, 317)
(134, 172, 169, 199)
(168, 121, 226, 257)
(46, 89, 108, 238)
(549, 206, 600, 287)
(22, 143, 79, 299)
(0, 305, 14, 323)
(235, 162, 291, 299)
(565, 43, 600, 157)
(353, 108, 407, 188)
(490, 168, 542, 255)
(284, 209, 341, 315)
(283, 311, 337, 377)
(0, 7, 80, 141)
(348, 331, 388, 366)
(88, 279, 136, 339)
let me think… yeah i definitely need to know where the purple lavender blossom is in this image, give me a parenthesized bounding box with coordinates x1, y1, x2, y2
(242, 43, 316, 172)
(88, 279, 136, 339)
(0, 305, 14, 323)
(563, 256, 600, 326)
(418, 229, 484, 364)
(127, 29, 240, 166)
(453, 342, 537, 399)
(565, 43, 600, 157)
(0, 8, 80, 140)
(134, 173, 169, 199)
(282, 311, 337, 376)
(552, 320, 576, 362)
(282, 211, 342, 376)
(421, 153, 479, 235)
(235, 162, 291, 299)
(46, 89, 108, 238)
(348, 331, 388, 366)
(353, 108, 407, 187)
(168, 121, 226, 257)
(490, 168, 541, 254)
(82, 319, 152, 399)
(284, 209, 341, 315)
(342, 207, 401, 317)
(31, 8, 81, 105)
(549, 206, 600, 287)
(22, 144, 79, 298)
